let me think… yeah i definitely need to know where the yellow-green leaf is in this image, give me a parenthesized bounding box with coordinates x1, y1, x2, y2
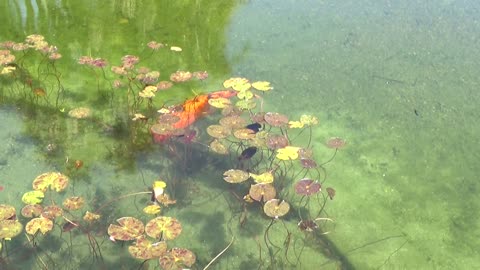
(250, 171, 274, 184)
(300, 115, 318, 126)
(22, 191, 45, 205)
(237, 89, 254, 100)
(143, 205, 162, 215)
(288, 121, 304, 129)
(276, 146, 301, 161)
(208, 97, 231, 108)
(252, 81, 273, 91)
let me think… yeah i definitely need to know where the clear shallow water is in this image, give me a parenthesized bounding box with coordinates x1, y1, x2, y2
(1, 0, 480, 269)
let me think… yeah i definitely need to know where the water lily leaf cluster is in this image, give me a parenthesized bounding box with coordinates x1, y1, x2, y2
(0, 204, 23, 240)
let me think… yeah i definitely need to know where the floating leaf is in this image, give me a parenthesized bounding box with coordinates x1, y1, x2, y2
(276, 146, 301, 160)
(108, 217, 145, 241)
(206, 125, 230, 139)
(145, 216, 182, 240)
(252, 81, 273, 91)
(210, 139, 228, 155)
(235, 99, 256, 110)
(300, 158, 317, 169)
(68, 107, 92, 119)
(300, 114, 318, 126)
(159, 248, 196, 270)
(0, 204, 16, 220)
(233, 82, 251, 92)
(288, 121, 304, 129)
(143, 205, 162, 215)
(129, 236, 168, 260)
(208, 98, 231, 108)
(233, 128, 256, 140)
(22, 190, 45, 205)
(266, 134, 289, 150)
(263, 199, 290, 218)
(326, 187, 336, 200)
(294, 179, 321, 196)
(21, 204, 43, 218)
(170, 70, 192, 82)
(83, 211, 101, 222)
(192, 71, 208, 80)
(219, 115, 247, 129)
(237, 89, 254, 100)
(32, 172, 69, 192)
(250, 171, 274, 184)
(25, 217, 53, 235)
(0, 220, 22, 239)
(223, 77, 249, 89)
(249, 183, 276, 202)
(63, 196, 85, 210)
(41, 205, 63, 220)
(326, 137, 346, 149)
(223, 169, 250, 183)
(264, 112, 289, 127)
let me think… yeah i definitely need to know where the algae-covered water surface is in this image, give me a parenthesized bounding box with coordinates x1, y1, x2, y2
(1, 1, 479, 269)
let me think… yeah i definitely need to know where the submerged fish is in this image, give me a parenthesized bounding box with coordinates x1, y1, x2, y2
(238, 146, 258, 160)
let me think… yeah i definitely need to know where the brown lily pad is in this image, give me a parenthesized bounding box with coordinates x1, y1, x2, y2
(0, 220, 23, 239)
(264, 112, 289, 127)
(266, 134, 289, 150)
(223, 169, 250, 183)
(25, 217, 53, 235)
(63, 196, 85, 210)
(326, 187, 336, 200)
(210, 139, 229, 155)
(145, 216, 182, 240)
(108, 217, 145, 241)
(326, 137, 346, 149)
(300, 158, 317, 169)
(295, 179, 321, 196)
(41, 205, 63, 220)
(206, 125, 230, 139)
(263, 199, 290, 218)
(21, 204, 43, 218)
(170, 71, 192, 82)
(128, 236, 168, 260)
(219, 115, 247, 129)
(159, 248, 196, 270)
(83, 211, 101, 222)
(249, 183, 276, 202)
(32, 172, 69, 192)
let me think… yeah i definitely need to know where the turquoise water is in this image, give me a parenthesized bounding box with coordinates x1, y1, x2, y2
(1, 0, 480, 269)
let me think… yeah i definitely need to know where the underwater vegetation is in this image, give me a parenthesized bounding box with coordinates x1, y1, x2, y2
(0, 34, 347, 269)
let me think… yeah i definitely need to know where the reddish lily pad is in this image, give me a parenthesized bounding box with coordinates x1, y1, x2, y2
(63, 196, 85, 210)
(145, 216, 182, 240)
(108, 217, 145, 241)
(223, 169, 250, 183)
(21, 204, 43, 218)
(41, 205, 63, 220)
(295, 179, 321, 196)
(326, 137, 346, 149)
(249, 183, 276, 202)
(25, 217, 53, 235)
(156, 81, 174, 90)
(128, 236, 168, 260)
(266, 134, 289, 150)
(263, 199, 290, 218)
(326, 187, 336, 200)
(300, 158, 317, 169)
(193, 71, 208, 80)
(264, 112, 288, 127)
(0, 220, 23, 239)
(206, 125, 230, 139)
(170, 71, 192, 82)
(159, 248, 196, 270)
(32, 172, 69, 192)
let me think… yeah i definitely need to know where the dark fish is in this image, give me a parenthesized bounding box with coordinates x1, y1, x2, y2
(414, 109, 419, 116)
(239, 146, 257, 160)
(245, 123, 262, 133)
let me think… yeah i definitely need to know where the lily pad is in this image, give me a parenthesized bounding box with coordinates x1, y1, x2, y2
(233, 128, 256, 140)
(128, 236, 168, 260)
(235, 99, 256, 110)
(219, 115, 247, 129)
(41, 205, 63, 220)
(276, 146, 301, 160)
(295, 179, 321, 196)
(156, 81, 173, 90)
(21, 204, 43, 218)
(157, 114, 181, 125)
(22, 190, 45, 205)
(250, 171, 274, 184)
(32, 172, 69, 192)
(223, 77, 249, 89)
(264, 112, 289, 127)
(326, 187, 336, 200)
(249, 183, 276, 202)
(237, 89, 254, 100)
(300, 114, 318, 126)
(206, 125, 230, 139)
(300, 158, 317, 169)
(108, 217, 145, 241)
(170, 70, 192, 82)
(0, 220, 23, 239)
(252, 81, 273, 91)
(193, 71, 209, 80)
(83, 211, 101, 222)
(0, 204, 16, 220)
(25, 217, 53, 235)
(143, 205, 162, 215)
(159, 248, 196, 270)
(326, 137, 346, 149)
(223, 169, 250, 183)
(145, 216, 182, 240)
(266, 134, 289, 150)
(263, 199, 290, 218)
(208, 97, 231, 108)
(63, 196, 85, 210)
(68, 107, 92, 119)
(210, 139, 229, 155)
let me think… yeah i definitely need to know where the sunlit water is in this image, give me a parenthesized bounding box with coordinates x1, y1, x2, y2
(1, 0, 479, 269)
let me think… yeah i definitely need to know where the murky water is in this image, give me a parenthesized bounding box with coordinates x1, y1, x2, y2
(1, 0, 479, 269)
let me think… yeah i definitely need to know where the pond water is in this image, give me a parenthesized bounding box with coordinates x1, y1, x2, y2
(1, 0, 479, 269)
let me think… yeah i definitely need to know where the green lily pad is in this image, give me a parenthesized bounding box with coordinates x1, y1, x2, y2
(21, 204, 43, 218)
(32, 172, 69, 192)
(263, 199, 290, 218)
(223, 169, 250, 183)
(0, 204, 16, 220)
(235, 99, 256, 110)
(21, 190, 45, 205)
(159, 248, 196, 270)
(250, 171, 274, 184)
(145, 216, 182, 240)
(128, 236, 168, 260)
(249, 183, 276, 202)
(25, 217, 53, 235)
(108, 217, 145, 241)
(0, 220, 23, 239)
